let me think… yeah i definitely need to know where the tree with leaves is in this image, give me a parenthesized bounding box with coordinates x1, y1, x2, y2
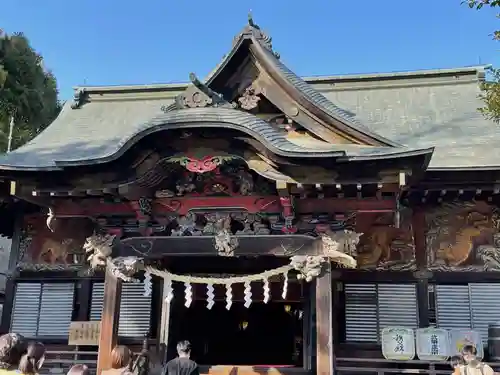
(0, 29, 60, 152)
(465, 0, 500, 122)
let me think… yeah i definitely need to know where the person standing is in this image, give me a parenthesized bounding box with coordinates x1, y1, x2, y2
(162, 341, 199, 375)
(102, 345, 134, 375)
(460, 345, 494, 375)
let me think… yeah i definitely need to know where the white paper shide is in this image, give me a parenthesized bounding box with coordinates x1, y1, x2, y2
(381, 327, 416, 360)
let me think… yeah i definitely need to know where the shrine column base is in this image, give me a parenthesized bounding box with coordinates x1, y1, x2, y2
(316, 263, 333, 375)
(97, 268, 122, 375)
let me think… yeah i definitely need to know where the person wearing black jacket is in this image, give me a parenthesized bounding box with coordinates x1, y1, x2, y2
(162, 341, 199, 375)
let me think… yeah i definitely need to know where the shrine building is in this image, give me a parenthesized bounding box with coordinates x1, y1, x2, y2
(0, 15, 499, 375)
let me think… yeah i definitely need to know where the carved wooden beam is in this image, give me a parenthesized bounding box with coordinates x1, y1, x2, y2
(156, 196, 281, 215)
(118, 234, 322, 257)
(24, 196, 397, 219)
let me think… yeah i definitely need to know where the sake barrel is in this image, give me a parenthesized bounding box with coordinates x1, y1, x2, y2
(488, 323, 500, 360)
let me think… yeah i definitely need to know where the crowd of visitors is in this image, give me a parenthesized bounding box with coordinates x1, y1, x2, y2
(0, 332, 199, 375)
(2, 331, 492, 375)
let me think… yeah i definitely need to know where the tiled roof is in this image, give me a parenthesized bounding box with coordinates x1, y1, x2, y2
(0, 16, 492, 171)
(320, 68, 499, 169)
(0, 105, 430, 170)
(256, 45, 399, 147)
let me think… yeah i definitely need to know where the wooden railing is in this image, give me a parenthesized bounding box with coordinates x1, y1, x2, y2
(42, 350, 164, 375)
(43, 352, 500, 375)
(42, 350, 98, 374)
(336, 358, 500, 375)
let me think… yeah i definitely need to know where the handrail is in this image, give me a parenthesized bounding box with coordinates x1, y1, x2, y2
(46, 351, 97, 356)
(335, 357, 500, 375)
(337, 357, 500, 365)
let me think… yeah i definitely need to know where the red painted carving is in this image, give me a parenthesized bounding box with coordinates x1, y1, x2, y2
(157, 196, 281, 215)
(279, 196, 297, 234)
(182, 156, 221, 173)
(280, 197, 294, 218)
(49, 197, 397, 218)
(107, 228, 124, 238)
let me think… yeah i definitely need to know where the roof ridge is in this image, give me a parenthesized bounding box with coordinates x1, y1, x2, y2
(304, 65, 491, 83)
(72, 65, 490, 94)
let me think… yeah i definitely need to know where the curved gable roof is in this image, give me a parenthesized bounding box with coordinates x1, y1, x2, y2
(0, 15, 442, 171)
(204, 15, 400, 147)
(0, 104, 431, 171)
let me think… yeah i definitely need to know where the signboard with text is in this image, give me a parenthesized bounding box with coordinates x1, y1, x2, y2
(68, 321, 100, 346)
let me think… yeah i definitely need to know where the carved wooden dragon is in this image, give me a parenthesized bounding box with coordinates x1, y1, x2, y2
(437, 212, 492, 266)
(37, 238, 74, 264)
(84, 234, 145, 281)
(357, 226, 413, 267)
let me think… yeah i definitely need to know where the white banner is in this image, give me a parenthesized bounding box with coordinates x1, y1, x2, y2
(381, 327, 416, 360)
(416, 327, 450, 361)
(450, 329, 483, 359)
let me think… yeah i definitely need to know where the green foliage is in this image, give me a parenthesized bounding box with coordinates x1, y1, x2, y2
(478, 68, 500, 122)
(463, 0, 500, 123)
(0, 30, 61, 152)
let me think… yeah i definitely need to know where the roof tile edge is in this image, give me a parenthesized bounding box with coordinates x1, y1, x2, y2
(72, 65, 491, 96)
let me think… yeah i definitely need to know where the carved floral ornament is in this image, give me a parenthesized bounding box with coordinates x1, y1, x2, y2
(178, 156, 232, 174)
(83, 229, 362, 309)
(166, 152, 235, 174)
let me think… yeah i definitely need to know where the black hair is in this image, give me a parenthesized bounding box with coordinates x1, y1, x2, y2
(451, 355, 465, 368)
(176, 340, 191, 355)
(18, 342, 45, 375)
(462, 345, 477, 356)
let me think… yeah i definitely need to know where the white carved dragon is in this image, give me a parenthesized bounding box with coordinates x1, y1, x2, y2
(84, 233, 144, 282)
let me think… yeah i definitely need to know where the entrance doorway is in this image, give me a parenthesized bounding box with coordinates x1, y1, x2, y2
(166, 300, 304, 366)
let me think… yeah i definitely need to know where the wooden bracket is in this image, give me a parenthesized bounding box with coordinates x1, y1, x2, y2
(276, 182, 297, 233)
(131, 198, 153, 236)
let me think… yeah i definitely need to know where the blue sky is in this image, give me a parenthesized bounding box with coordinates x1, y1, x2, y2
(1, 0, 499, 99)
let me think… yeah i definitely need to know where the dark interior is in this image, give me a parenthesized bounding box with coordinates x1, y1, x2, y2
(167, 299, 304, 366)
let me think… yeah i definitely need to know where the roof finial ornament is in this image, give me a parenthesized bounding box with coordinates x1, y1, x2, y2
(174, 73, 236, 110)
(248, 11, 255, 27)
(233, 11, 279, 59)
(189, 72, 222, 100)
(71, 88, 88, 109)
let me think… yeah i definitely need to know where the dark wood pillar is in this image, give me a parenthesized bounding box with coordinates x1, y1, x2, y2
(0, 278, 15, 334)
(1, 209, 24, 334)
(412, 207, 430, 328)
(316, 262, 333, 375)
(76, 278, 92, 321)
(96, 268, 122, 375)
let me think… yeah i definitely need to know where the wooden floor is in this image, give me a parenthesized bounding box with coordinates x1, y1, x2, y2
(200, 366, 311, 375)
(43, 350, 311, 375)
